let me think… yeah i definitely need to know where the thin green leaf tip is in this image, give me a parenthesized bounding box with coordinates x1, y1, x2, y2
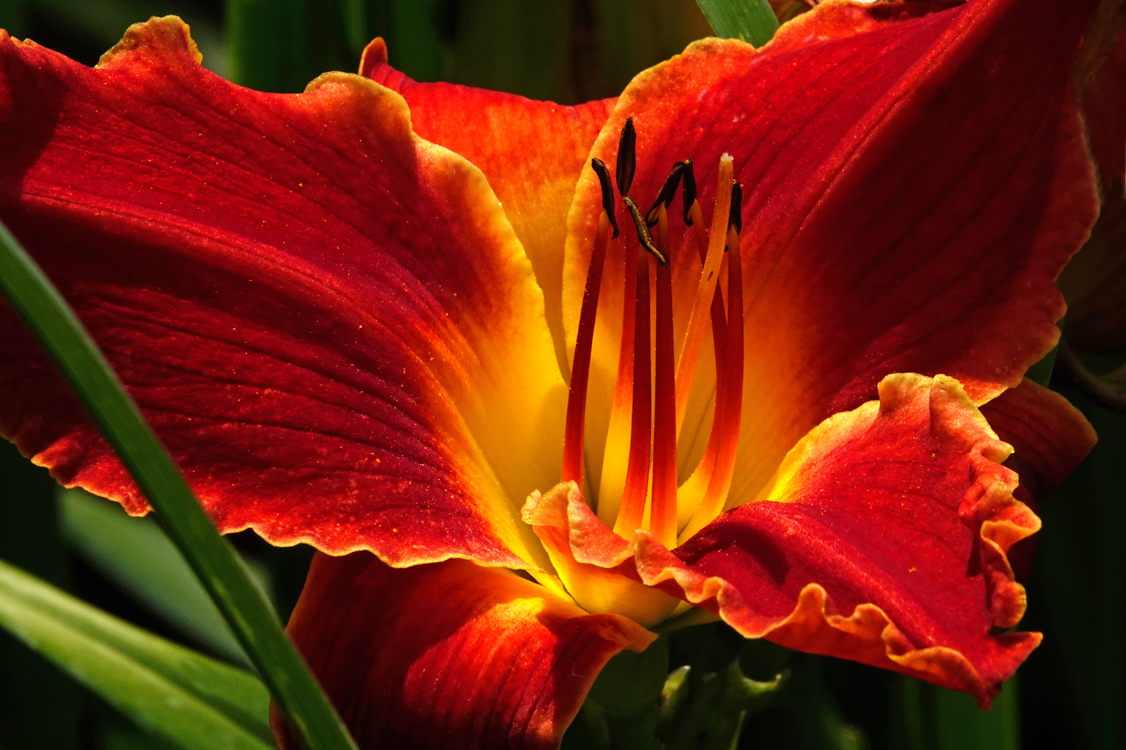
(696, 0, 781, 47)
(0, 219, 358, 750)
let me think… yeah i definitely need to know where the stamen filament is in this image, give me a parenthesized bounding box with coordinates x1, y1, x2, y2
(561, 213, 611, 489)
(613, 246, 653, 537)
(675, 155, 734, 435)
(650, 207, 678, 547)
(596, 235, 640, 526)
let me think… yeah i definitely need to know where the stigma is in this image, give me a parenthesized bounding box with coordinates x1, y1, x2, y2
(561, 118, 745, 549)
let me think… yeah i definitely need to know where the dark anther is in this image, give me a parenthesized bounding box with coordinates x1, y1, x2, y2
(623, 196, 668, 265)
(646, 161, 689, 227)
(616, 117, 637, 197)
(681, 159, 697, 226)
(728, 180, 743, 237)
(591, 158, 620, 238)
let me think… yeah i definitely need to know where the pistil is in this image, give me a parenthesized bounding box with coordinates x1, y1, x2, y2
(679, 210, 745, 542)
(675, 155, 733, 435)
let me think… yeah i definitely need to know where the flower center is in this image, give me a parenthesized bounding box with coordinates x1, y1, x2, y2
(562, 118, 746, 549)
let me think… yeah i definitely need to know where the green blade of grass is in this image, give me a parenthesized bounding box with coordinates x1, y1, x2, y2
(0, 558, 273, 749)
(59, 487, 261, 665)
(890, 676, 1019, 750)
(695, 0, 780, 47)
(0, 220, 357, 750)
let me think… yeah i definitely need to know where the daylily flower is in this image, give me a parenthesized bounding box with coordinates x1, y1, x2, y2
(0, 0, 1110, 747)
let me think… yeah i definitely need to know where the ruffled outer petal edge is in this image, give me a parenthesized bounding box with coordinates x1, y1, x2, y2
(980, 378, 1098, 505)
(980, 377, 1097, 580)
(629, 375, 1042, 707)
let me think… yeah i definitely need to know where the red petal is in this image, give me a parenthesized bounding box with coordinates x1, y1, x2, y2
(0, 19, 565, 569)
(1063, 31, 1126, 351)
(276, 552, 654, 750)
(633, 375, 1039, 706)
(979, 377, 1097, 582)
(565, 0, 1100, 505)
(362, 40, 614, 361)
(980, 378, 1097, 507)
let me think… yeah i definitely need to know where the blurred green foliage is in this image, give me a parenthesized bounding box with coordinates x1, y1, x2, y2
(0, 557, 275, 750)
(0, 0, 713, 100)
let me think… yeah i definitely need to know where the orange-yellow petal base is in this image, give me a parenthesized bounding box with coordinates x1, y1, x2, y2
(276, 552, 654, 750)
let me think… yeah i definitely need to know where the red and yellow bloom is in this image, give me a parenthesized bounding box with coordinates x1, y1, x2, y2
(0, 0, 1111, 747)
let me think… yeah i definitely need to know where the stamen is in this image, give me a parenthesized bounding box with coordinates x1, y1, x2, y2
(591, 158, 620, 239)
(681, 159, 697, 226)
(574, 120, 746, 554)
(561, 212, 611, 488)
(728, 181, 743, 236)
(623, 196, 667, 265)
(674, 155, 734, 435)
(649, 206, 678, 547)
(615, 117, 637, 196)
(613, 246, 653, 537)
(679, 224, 744, 542)
(645, 161, 688, 227)
(596, 238, 639, 527)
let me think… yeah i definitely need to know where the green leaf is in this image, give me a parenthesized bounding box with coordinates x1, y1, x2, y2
(101, 710, 182, 750)
(0, 558, 273, 749)
(377, 0, 448, 83)
(449, 0, 571, 100)
(0, 441, 80, 748)
(739, 653, 866, 750)
(890, 676, 1019, 750)
(663, 660, 787, 750)
(590, 0, 716, 101)
(227, 0, 353, 92)
(0, 219, 356, 750)
(1028, 385, 1125, 749)
(59, 488, 269, 665)
(586, 635, 670, 717)
(695, 0, 780, 47)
